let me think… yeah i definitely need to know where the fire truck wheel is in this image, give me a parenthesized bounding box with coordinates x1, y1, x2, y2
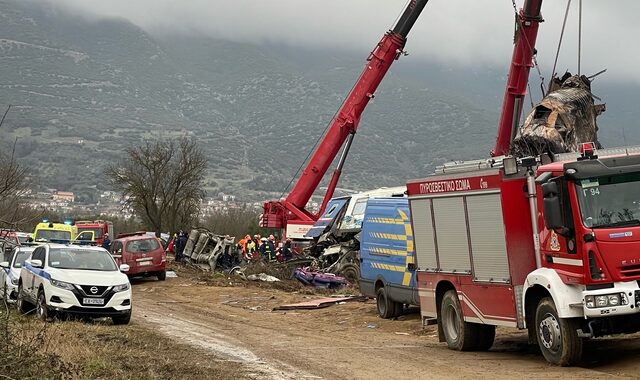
(535, 297, 583, 366)
(441, 290, 477, 351)
(376, 286, 399, 319)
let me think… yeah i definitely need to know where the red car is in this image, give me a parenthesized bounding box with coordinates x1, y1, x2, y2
(110, 232, 166, 280)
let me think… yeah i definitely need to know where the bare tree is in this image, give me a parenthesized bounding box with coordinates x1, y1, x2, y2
(106, 137, 207, 236)
(0, 106, 30, 230)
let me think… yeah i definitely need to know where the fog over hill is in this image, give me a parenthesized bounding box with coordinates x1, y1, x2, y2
(0, 0, 638, 203)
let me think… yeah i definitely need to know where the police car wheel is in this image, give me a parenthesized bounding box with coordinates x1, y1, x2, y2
(16, 283, 34, 314)
(36, 290, 54, 321)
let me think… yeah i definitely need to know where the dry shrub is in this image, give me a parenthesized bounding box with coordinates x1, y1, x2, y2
(0, 306, 79, 379)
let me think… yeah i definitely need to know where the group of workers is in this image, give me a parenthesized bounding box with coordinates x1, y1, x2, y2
(238, 234, 294, 262)
(166, 231, 294, 263)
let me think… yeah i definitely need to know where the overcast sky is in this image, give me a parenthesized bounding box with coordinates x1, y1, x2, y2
(43, 0, 640, 85)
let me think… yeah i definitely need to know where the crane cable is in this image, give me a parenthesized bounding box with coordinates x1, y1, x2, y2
(551, 0, 572, 81)
(578, 0, 582, 75)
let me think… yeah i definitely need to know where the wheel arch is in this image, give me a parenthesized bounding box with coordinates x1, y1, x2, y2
(374, 276, 386, 292)
(523, 267, 584, 320)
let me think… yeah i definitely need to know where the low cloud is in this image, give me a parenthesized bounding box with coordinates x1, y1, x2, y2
(39, 0, 640, 84)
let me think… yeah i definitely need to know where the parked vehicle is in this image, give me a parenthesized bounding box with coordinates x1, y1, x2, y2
(305, 186, 406, 284)
(17, 243, 132, 324)
(32, 221, 79, 242)
(407, 145, 640, 365)
(76, 220, 114, 247)
(111, 232, 166, 281)
(0, 229, 20, 258)
(359, 197, 418, 318)
(0, 246, 36, 302)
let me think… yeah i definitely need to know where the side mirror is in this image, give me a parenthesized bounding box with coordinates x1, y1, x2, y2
(0, 261, 9, 269)
(30, 259, 43, 269)
(119, 264, 130, 272)
(542, 182, 566, 232)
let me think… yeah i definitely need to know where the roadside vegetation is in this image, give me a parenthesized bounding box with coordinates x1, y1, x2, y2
(0, 305, 248, 380)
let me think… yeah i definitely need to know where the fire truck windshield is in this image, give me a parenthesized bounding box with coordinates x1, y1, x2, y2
(78, 228, 103, 238)
(576, 173, 640, 228)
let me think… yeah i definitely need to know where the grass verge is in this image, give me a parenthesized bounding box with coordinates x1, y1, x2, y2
(0, 305, 248, 380)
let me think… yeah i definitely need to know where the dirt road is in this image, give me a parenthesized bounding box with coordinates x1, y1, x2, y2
(132, 270, 640, 379)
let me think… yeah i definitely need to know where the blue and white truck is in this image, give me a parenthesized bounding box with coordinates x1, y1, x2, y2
(359, 197, 418, 318)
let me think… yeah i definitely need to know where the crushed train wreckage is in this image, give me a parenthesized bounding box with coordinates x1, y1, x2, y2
(511, 72, 606, 157)
(179, 228, 350, 288)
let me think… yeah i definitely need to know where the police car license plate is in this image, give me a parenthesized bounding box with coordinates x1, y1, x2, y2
(83, 298, 104, 305)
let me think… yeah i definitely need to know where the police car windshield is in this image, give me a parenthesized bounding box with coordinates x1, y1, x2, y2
(576, 173, 640, 228)
(48, 248, 118, 271)
(13, 250, 32, 268)
(35, 230, 71, 242)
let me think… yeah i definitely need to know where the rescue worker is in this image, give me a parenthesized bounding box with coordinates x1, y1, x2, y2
(282, 238, 293, 261)
(175, 231, 188, 263)
(253, 234, 262, 259)
(246, 237, 256, 260)
(260, 236, 276, 262)
(102, 233, 111, 250)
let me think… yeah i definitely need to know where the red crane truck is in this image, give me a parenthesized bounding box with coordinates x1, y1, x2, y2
(407, 0, 640, 366)
(261, 0, 431, 239)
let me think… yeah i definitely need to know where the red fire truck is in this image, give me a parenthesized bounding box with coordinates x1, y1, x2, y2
(408, 145, 640, 366)
(75, 220, 114, 246)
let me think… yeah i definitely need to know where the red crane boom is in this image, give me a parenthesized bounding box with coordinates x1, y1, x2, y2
(492, 0, 544, 156)
(262, 0, 430, 238)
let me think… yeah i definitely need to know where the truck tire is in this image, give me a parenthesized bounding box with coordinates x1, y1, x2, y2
(376, 286, 399, 319)
(440, 290, 480, 351)
(16, 283, 34, 314)
(535, 297, 583, 366)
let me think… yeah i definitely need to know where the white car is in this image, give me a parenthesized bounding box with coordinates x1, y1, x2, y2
(0, 246, 35, 303)
(17, 243, 132, 324)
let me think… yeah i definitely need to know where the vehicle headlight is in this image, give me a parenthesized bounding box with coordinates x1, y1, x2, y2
(608, 294, 620, 306)
(585, 295, 595, 308)
(10, 278, 18, 285)
(51, 279, 75, 291)
(112, 283, 129, 293)
(585, 293, 627, 308)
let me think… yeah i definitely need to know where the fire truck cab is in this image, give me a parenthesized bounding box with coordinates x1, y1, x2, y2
(76, 220, 114, 247)
(407, 145, 640, 366)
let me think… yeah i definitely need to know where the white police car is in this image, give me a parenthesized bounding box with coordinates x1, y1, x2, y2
(17, 243, 132, 324)
(0, 246, 36, 303)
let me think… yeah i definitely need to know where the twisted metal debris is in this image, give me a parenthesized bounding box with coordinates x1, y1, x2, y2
(511, 73, 606, 157)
